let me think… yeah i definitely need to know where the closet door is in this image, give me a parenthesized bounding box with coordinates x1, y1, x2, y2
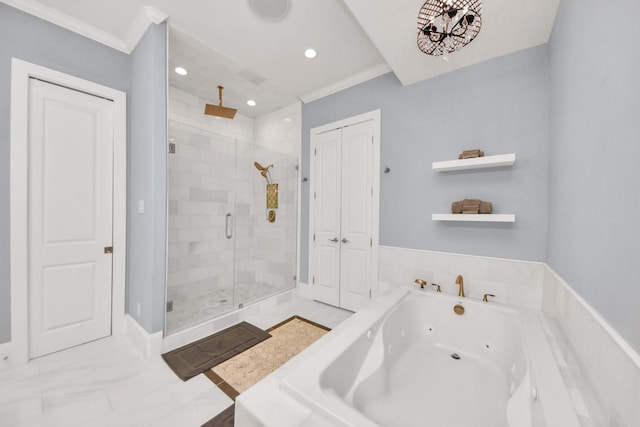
(311, 128, 342, 306)
(339, 121, 373, 311)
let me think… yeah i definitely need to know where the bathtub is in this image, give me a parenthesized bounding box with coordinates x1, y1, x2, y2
(280, 288, 580, 427)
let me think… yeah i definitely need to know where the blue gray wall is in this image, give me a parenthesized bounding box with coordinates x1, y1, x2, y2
(547, 0, 640, 352)
(0, 4, 130, 344)
(0, 4, 168, 343)
(301, 46, 550, 282)
(128, 23, 168, 334)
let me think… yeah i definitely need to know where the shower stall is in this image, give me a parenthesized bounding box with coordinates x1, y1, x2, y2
(165, 118, 299, 335)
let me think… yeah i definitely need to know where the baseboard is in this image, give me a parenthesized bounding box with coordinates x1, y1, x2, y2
(163, 288, 296, 353)
(126, 314, 163, 359)
(297, 281, 312, 300)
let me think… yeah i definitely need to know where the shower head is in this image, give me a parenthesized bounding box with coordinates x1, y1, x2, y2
(254, 161, 273, 182)
(254, 161, 273, 178)
(204, 86, 237, 119)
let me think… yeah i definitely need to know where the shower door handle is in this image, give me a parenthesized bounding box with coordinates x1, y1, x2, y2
(225, 213, 233, 239)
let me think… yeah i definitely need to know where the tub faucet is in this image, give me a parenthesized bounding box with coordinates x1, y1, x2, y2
(455, 275, 465, 297)
(415, 279, 427, 289)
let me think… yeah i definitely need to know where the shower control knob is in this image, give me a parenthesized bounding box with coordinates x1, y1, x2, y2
(342, 238, 349, 244)
(329, 238, 339, 242)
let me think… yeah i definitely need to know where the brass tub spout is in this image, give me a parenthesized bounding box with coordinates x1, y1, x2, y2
(455, 275, 465, 297)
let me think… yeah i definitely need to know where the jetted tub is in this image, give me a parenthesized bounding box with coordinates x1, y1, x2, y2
(281, 288, 580, 427)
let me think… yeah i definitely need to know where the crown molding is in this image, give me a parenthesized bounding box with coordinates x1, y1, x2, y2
(1, 0, 168, 54)
(124, 5, 169, 52)
(299, 63, 392, 104)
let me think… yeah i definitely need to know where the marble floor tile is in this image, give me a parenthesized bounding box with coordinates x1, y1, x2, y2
(0, 297, 352, 427)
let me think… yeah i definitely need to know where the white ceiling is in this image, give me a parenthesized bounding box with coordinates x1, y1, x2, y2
(6, 0, 560, 118)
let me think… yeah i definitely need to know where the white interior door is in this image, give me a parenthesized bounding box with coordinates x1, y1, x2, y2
(311, 129, 342, 307)
(339, 121, 373, 311)
(310, 119, 375, 311)
(28, 78, 114, 358)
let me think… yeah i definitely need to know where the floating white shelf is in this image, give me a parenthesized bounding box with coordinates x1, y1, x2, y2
(432, 153, 516, 172)
(432, 214, 516, 223)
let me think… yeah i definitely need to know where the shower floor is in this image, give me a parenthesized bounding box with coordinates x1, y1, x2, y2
(166, 281, 287, 335)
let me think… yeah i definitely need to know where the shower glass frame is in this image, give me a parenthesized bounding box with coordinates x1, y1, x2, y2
(165, 120, 298, 336)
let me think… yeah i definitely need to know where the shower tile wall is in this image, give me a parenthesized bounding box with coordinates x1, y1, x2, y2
(247, 103, 301, 303)
(166, 87, 300, 334)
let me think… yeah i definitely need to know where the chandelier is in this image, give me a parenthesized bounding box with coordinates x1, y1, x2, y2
(417, 0, 482, 57)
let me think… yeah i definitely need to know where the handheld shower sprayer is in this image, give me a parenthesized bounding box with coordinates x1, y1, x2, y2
(254, 161, 273, 183)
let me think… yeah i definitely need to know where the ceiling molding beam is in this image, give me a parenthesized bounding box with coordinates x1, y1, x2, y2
(124, 5, 169, 53)
(1, 0, 128, 52)
(300, 63, 392, 104)
(1, 0, 169, 54)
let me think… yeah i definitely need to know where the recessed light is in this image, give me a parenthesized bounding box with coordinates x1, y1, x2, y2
(174, 67, 188, 76)
(247, 100, 257, 107)
(304, 48, 317, 59)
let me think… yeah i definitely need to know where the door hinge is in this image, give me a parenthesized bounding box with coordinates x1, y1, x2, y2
(314, 191, 316, 199)
(371, 187, 373, 196)
(370, 238, 372, 247)
(104, 246, 113, 254)
(369, 290, 372, 298)
(312, 276, 315, 284)
(313, 234, 316, 242)
(314, 148, 317, 155)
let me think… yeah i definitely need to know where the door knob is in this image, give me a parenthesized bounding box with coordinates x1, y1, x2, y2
(329, 237, 339, 242)
(342, 238, 349, 243)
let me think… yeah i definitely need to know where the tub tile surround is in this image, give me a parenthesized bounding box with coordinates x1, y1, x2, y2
(373, 246, 639, 427)
(543, 268, 640, 427)
(377, 246, 545, 309)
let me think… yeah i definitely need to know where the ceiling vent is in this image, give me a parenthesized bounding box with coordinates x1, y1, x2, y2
(247, 0, 291, 21)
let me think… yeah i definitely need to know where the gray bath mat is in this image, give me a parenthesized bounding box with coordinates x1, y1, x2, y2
(162, 321, 271, 381)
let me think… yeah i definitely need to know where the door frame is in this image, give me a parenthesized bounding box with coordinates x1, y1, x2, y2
(308, 109, 381, 305)
(9, 58, 127, 363)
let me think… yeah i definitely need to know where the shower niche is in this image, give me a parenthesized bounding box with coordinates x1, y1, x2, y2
(165, 118, 299, 335)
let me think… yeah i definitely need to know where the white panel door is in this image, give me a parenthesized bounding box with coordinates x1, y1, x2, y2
(311, 129, 342, 307)
(28, 78, 114, 358)
(339, 121, 373, 311)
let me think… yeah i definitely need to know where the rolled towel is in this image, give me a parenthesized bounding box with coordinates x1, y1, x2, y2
(461, 198, 481, 214)
(462, 199, 481, 208)
(479, 201, 493, 214)
(458, 149, 485, 159)
(451, 201, 463, 214)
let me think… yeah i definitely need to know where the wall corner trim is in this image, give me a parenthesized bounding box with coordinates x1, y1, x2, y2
(544, 264, 640, 368)
(126, 315, 163, 360)
(124, 5, 169, 53)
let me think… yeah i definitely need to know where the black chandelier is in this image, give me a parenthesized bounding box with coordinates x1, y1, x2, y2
(417, 0, 482, 57)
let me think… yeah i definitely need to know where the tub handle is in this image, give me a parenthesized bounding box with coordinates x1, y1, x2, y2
(225, 213, 233, 239)
(482, 293, 496, 302)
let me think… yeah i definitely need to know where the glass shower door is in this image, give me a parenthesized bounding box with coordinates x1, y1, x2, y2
(165, 119, 299, 336)
(166, 120, 237, 334)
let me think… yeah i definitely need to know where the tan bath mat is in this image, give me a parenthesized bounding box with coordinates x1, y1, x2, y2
(204, 316, 329, 399)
